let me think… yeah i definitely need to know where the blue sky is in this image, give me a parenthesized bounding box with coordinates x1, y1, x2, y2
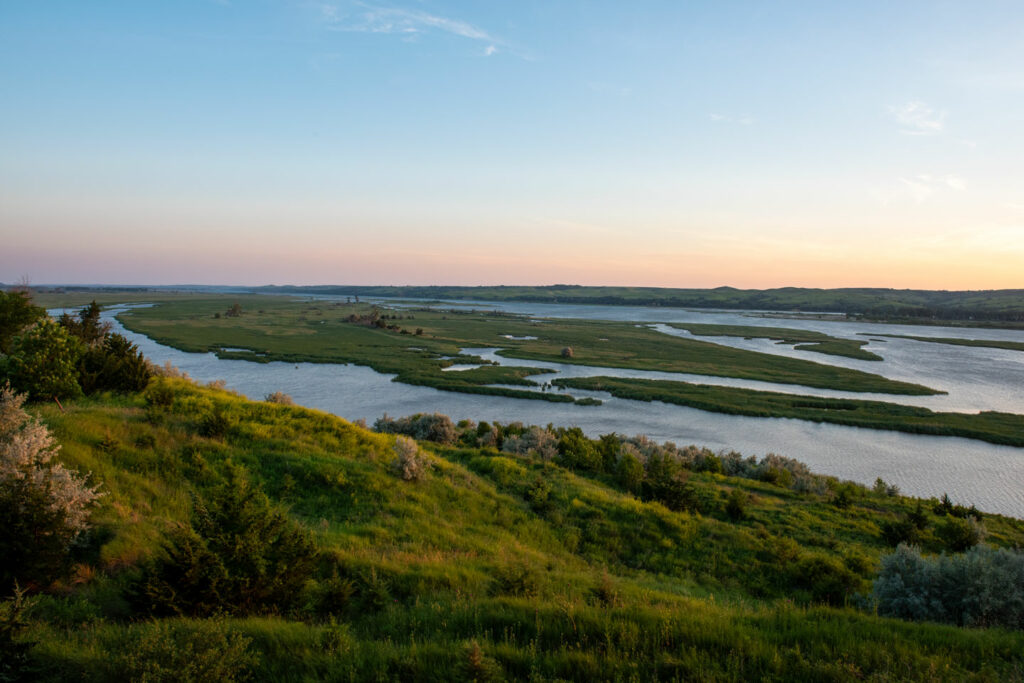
(2, 1, 1022, 287)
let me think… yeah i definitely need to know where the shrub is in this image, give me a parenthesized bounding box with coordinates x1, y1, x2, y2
(880, 517, 920, 547)
(392, 436, 430, 482)
(0, 585, 36, 681)
(557, 427, 601, 471)
(374, 413, 457, 445)
(642, 453, 698, 512)
(77, 333, 152, 394)
(615, 447, 644, 495)
(144, 381, 176, 409)
(136, 465, 317, 616)
(873, 544, 1024, 629)
(0, 385, 101, 592)
(523, 476, 551, 512)
(462, 640, 503, 682)
(57, 301, 109, 346)
(3, 319, 83, 401)
(197, 409, 231, 439)
(502, 426, 558, 461)
(112, 618, 258, 682)
(937, 516, 986, 552)
(0, 291, 45, 354)
(264, 391, 295, 406)
(793, 554, 864, 606)
(725, 488, 748, 521)
(492, 558, 542, 597)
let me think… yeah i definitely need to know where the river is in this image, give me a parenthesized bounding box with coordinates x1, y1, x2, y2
(81, 301, 1024, 518)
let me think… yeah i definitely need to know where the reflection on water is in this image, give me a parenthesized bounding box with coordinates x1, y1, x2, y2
(77, 304, 1024, 518)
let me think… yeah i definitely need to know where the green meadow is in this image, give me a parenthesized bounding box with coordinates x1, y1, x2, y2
(11, 379, 1024, 681)
(553, 376, 1024, 448)
(667, 323, 882, 360)
(108, 294, 938, 398)
(863, 333, 1024, 353)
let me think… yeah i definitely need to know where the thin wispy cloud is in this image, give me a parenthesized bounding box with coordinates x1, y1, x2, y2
(889, 101, 944, 135)
(709, 113, 754, 126)
(896, 174, 966, 204)
(318, 2, 509, 56)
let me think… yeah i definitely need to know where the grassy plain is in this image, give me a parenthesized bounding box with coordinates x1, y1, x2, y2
(107, 294, 939, 396)
(553, 377, 1024, 448)
(864, 333, 1024, 353)
(18, 380, 1024, 680)
(667, 323, 882, 360)
(254, 284, 1024, 325)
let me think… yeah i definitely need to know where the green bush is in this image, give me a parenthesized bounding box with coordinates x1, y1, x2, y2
(4, 319, 83, 401)
(873, 544, 1024, 629)
(937, 516, 986, 552)
(111, 618, 258, 682)
(0, 585, 36, 681)
(792, 554, 865, 606)
(136, 466, 316, 617)
(197, 410, 231, 439)
(0, 291, 45, 355)
(77, 333, 152, 394)
(725, 488, 748, 521)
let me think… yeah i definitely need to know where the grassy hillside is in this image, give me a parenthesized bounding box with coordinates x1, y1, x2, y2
(9, 379, 1024, 681)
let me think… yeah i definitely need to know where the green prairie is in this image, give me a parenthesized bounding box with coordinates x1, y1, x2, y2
(553, 376, 1024, 448)
(668, 322, 883, 360)
(15, 380, 1024, 681)
(863, 333, 1024, 353)
(107, 294, 939, 397)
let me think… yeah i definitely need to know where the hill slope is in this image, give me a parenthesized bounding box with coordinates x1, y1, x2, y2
(13, 379, 1024, 681)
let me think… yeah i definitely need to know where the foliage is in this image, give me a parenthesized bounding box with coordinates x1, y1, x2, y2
(726, 488, 748, 521)
(57, 301, 109, 346)
(15, 380, 1024, 681)
(112, 618, 258, 682)
(136, 465, 317, 617)
(3, 319, 83, 401)
(264, 392, 294, 406)
(0, 584, 36, 681)
(0, 290, 45, 355)
(502, 426, 558, 461)
(936, 515, 987, 552)
(374, 412, 458, 445)
(77, 333, 152, 394)
(556, 427, 601, 471)
(391, 436, 430, 482)
(0, 385, 101, 592)
(873, 544, 1024, 629)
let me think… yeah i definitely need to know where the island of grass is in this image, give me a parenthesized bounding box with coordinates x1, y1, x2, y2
(109, 294, 940, 399)
(13, 377, 1024, 680)
(553, 376, 1024, 447)
(861, 333, 1024, 353)
(665, 322, 883, 361)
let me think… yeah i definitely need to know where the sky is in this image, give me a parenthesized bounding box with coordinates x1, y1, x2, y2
(1, 1, 1023, 289)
